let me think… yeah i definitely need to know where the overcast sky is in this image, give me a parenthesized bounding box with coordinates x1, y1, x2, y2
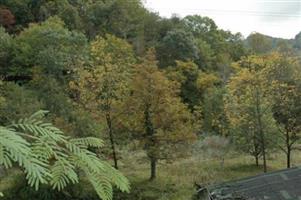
(144, 0, 301, 39)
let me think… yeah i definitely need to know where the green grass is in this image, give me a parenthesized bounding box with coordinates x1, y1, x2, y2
(117, 150, 301, 200)
(1, 150, 301, 200)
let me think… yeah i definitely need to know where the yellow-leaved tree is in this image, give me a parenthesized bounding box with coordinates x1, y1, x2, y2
(262, 52, 301, 168)
(225, 55, 277, 172)
(70, 34, 136, 169)
(123, 50, 197, 180)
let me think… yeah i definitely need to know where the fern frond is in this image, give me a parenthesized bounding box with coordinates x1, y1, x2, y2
(24, 156, 50, 190)
(28, 110, 49, 120)
(71, 150, 130, 199)
(0, 110, 130, 199)
(71, 150, 106, 173)
(50, 159, 78, 191)
(0, 126, 30, 168)
(99, 162, 130, 193)
(10, 111, 68, 142)
(11, 120, 68, 142)
(89, 174, 113, 200)
(70, 137, 104, 148)
(31, 136, 68, 164)
(0, 126, 50, 190)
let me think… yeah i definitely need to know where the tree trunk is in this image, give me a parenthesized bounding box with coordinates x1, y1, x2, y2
(255, 87, 267, 173)
(253, 135, 260, 167)
(144, 103, 156, 180)
(287, 151, 291, 168)
(255, 155, 259, 166)
(106, 113, 118, 169)
(262, 141, 267, 173)
(286, 129, 291, 168)
(259, 118, 267, 173)
(150, 158, 157, 181)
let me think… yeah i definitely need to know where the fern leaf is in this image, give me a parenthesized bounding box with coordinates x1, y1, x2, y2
(89, 174, 113, 200)
(0, 111, 130, 199)
(0, 126, 50, 190)
(50, 159, 78, 191)
(70, 137, 104, 148)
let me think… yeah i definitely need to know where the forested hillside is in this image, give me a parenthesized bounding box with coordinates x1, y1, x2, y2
(0, 0, 300, 200)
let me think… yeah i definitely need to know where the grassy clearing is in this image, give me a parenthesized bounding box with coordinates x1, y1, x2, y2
(117, 150, 301, 200)
(1, 150, 301, 200)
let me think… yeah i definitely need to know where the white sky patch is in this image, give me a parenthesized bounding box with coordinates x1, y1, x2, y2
(144, 0, 301, 39)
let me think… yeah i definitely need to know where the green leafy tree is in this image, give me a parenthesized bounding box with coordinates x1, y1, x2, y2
(104, 0, 146, 39)
(0, 27, 14, 75)
(0, 0, 34, 28)
(0, 81, 5, 107)
(202, 87, 229, 136)
(221, 31, 247, 62)
(79, 0, 148, 41)
(0, 82, 44, 123)
(156, 29, 199, 68)
(11, 16, 87, 80)
(294, 32, 301, 50)
(246, 33, 273, 54)
(0, 110, 129, 200)
(182, 15, 218, 44)
(165, 61, 202, 109)
(182, 15, 247, 73)
(37, 0, 83, 31)
(31, 76, 74, 116)
(195, 38, 216, 70)
(276, 40, 294, 55)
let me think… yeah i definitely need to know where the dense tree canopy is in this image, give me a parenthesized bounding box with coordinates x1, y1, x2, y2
(11, 17, 87, 79)
(0, 0, 300, 199)
(156, 29, 199, 68)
